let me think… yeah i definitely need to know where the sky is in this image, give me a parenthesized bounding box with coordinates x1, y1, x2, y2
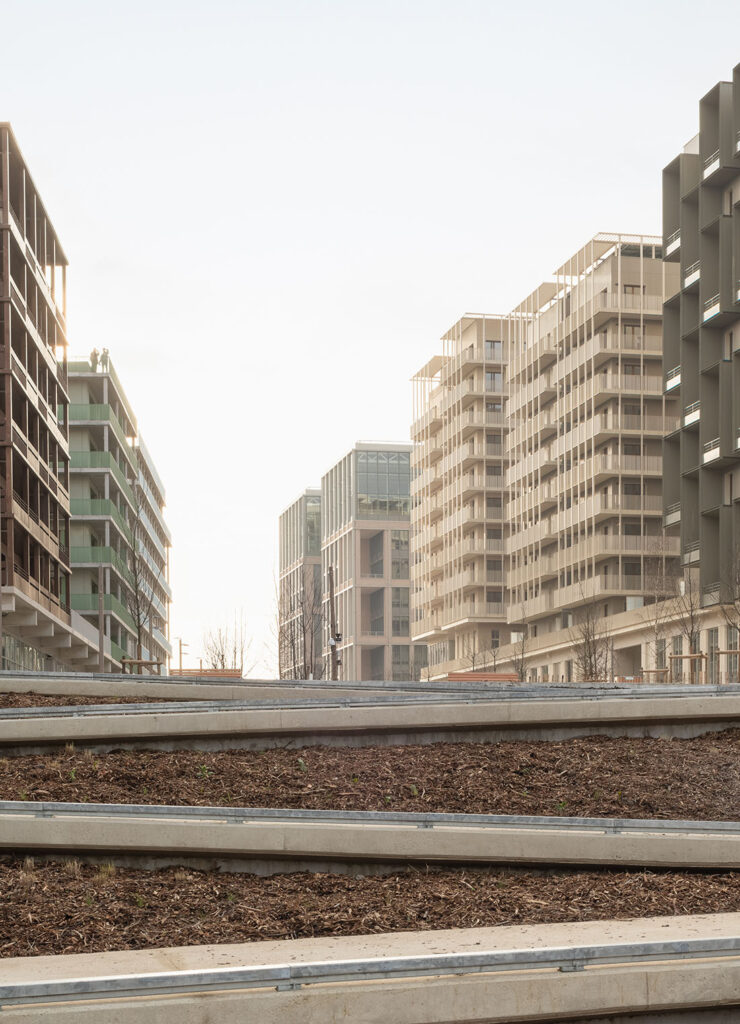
(3, 0, 740, 673)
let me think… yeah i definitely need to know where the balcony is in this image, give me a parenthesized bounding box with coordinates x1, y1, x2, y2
(665, 365, 681, 391)
(703, 148, 720, 179)
(682, 540, 700, 565)
(683, 401, 700, 427)
(683, 260, 701, 290)
(68, 404, 137, 470)
(70, 451, 136, 506)
(703, 437, 721, 464)
(70, 498, 133, 545)
(71, 545, 133, 584)
(703, 293, 720, 322)
(71, 592, 136, 631)
(665, 228, 681, 257)
(664, 501, 681, 527)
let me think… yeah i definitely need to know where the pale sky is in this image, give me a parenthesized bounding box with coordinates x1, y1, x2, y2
(3, 0, 740, 672)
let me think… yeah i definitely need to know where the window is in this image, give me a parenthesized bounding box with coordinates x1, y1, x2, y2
(391, 588, 409, 637)
(391, 645, 410, 681)
(490, 629, 500, 649)
(623, 363, 641, 376)
(486, 400, 503, 413)
(656, 638, 666, 670)
(356, 450, 411, 520)
(391, 530, 409, 579)
(369, 532, 384, 576)
(485, 371, 503, 393)
(623, 442, 641, 456)
(623, 480, 642, 495)
(728, 626, 738, 684)
(485, 340, 502, 361)
(486, 496, 502, 519)
(708, 627, 719, 685)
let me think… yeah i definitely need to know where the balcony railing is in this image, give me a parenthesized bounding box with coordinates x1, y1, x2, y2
(70, 498, 133, 544)
(703, 293, 720, 319)
(70, 545, 133, 584)
(703, 148, 720, 174)
(71, 592, 136, 630)
(684, 259, 701, 282)
(70, 450, 136, 506)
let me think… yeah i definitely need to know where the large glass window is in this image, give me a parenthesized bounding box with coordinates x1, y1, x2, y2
(391, 587, 409, 637)
(485, 340, 502, 361)
(485, 371, 503, 393)
(305, 496, 321, 556)
(356, 450, 411, 520)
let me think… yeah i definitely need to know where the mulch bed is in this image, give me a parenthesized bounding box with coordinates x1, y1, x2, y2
(1, 732, 739, 820)
(0, 692, 199, 709)
(2, 858, 739, 957)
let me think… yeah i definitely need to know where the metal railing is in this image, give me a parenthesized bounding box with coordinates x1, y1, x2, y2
(704, 148, 720, 169)
(3, 937, 740, 1007)
(704, 293, 720, 311)
(684, 259, 700, 279)
(666, 227, 680, 247)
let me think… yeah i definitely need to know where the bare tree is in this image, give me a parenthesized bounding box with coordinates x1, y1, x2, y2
(719, 546, 740, 684)
(642, 535, 680, 678)
(510, 629, 528, 683)
(461, 632, 483, 671)
(568, 597, 611, 683)
(125, 483, 166, 673)
(666, 567, 703, 683)
(277, 564, 324, 680)
(203, 612, 253, 675)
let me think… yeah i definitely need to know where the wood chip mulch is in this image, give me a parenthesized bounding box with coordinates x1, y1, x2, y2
(2, 858, 740, 958)
(0, 692, 200, 708)
(1, 731, 739, 820)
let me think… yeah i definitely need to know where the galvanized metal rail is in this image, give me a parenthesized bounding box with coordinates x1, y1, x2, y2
(0, 800, 736, 836)
(2, 800, 738, 871)
(2, 938, 740, 1007)
(3, 684, 740, 720)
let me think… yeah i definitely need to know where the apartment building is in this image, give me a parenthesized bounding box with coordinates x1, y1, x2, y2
(278, 488, 323, 679)
(411, 316, 510, 678)
(412, 236, 683, 682)
(505, 234, 680, 679)
(0, 124, 106, 671)
(320, 442, 427, 681)
(663, 67, 740, 606)
(69, 358, 172, 671)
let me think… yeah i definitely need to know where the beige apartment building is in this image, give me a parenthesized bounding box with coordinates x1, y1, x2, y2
(279, 443, 427, 682)
(321, 442, 427, 681)
(412, 235, 684, 682)
(411, 316, 509, 677)
(505, 234, 680, 679)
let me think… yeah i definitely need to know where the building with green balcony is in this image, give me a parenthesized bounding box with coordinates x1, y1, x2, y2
(68, 359, 172, 671)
